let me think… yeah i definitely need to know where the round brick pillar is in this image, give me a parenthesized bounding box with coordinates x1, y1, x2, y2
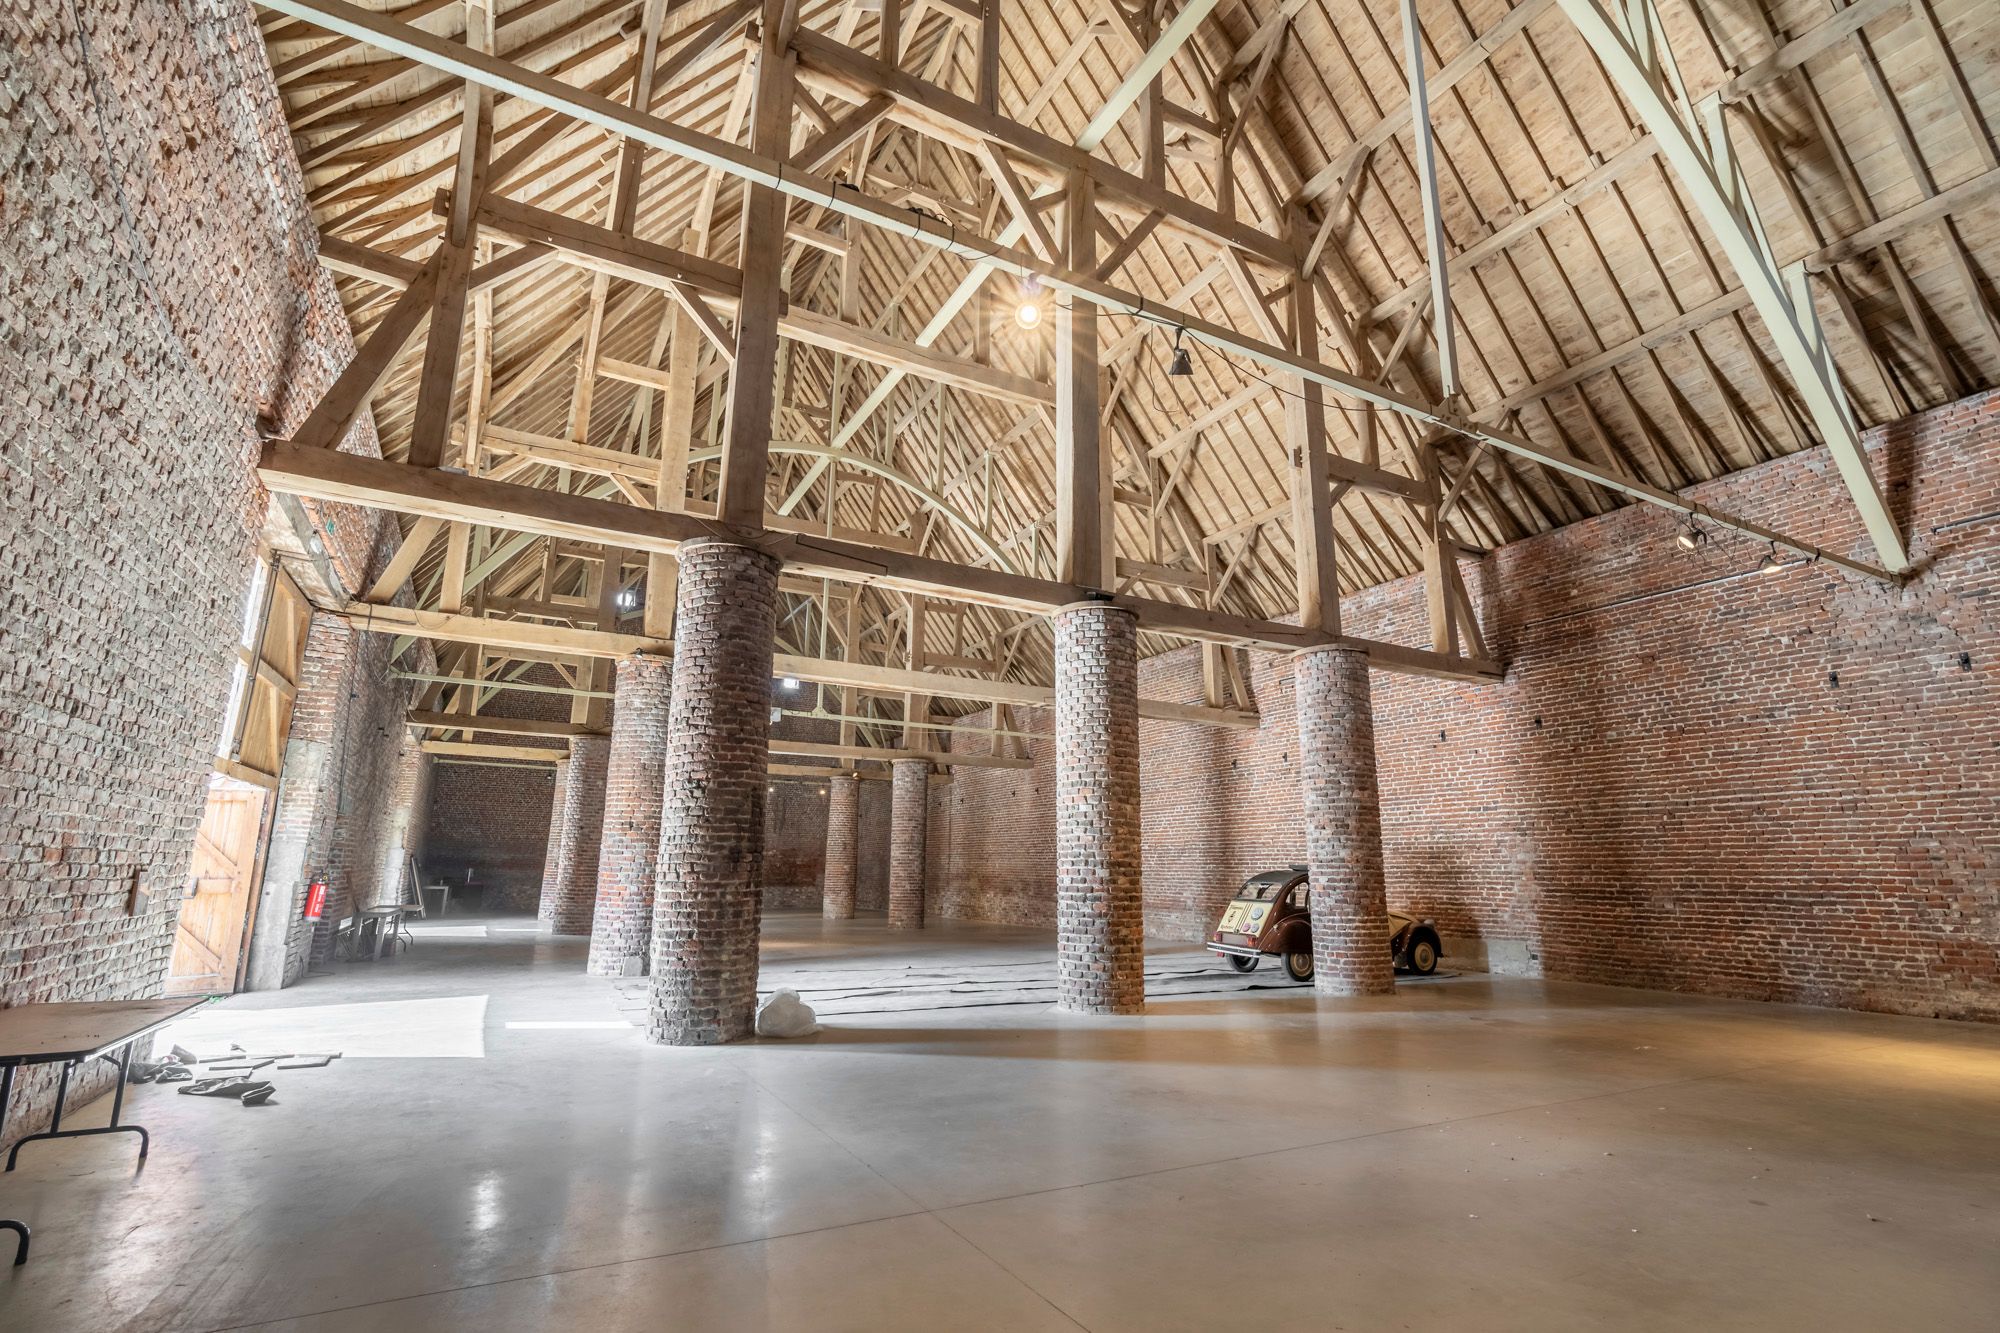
(536, 757, 569, 916)
(648, 539, 780, 1045)
(540, 733, 610, 935)
(887, 759, 929, 928)
(1053, 602, 1144, 1015)
(822, 771, 860, 920)
(1293, 645, 1395, 997)
(586, 653, 673, 977)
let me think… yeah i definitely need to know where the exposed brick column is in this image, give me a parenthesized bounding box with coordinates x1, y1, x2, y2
(649, 540, 780, 1045)
(1053, 601, 1144, 1013)
(887, 759, 929, 928)
(540, 735, 610, 935)
(245, 612, 353, 989)
(587, 653, 673, 976)
(537, 758, 569, 916)
(1294, 645, 1394, 996)
(378, 742, 432, 904)
(822, 771, 860, 920)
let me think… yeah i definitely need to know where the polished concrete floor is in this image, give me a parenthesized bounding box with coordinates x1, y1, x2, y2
(0, 912, 1995, 1332)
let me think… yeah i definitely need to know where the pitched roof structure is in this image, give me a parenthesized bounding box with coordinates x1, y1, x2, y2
(255, 0, 1999, 735)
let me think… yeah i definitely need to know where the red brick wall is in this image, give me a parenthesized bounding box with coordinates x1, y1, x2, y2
(764, 776, 833, 910)
(417, 674, 905, 917)
(939, 392, 2000, 1022)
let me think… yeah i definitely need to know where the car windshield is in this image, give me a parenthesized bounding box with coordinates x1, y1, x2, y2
(1237, 883, 1273, 901)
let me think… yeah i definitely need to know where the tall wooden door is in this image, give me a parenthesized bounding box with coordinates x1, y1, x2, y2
(166, 782, 269, 996)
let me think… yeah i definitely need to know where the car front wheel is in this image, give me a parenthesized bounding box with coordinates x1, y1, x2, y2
(1227, 955, 1258, 973)
(1283, 950, 1314, 983)
(1407, 935, 1439, 975)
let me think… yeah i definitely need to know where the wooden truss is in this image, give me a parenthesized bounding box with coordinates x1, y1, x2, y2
(253, 0, 1997, 738)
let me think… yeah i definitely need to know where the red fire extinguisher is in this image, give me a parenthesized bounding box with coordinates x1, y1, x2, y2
(303, 877, 328, 922)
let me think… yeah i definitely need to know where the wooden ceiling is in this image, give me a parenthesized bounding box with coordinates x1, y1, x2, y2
(257, 0, 2000, 713)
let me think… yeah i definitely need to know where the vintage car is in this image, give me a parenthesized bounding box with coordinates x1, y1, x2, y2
(1206, 867, 1442, 982)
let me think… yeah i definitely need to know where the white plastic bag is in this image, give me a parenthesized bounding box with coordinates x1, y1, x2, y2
(755, 988, 820, 1038)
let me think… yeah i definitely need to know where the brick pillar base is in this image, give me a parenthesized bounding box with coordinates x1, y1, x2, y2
(887, 759, 928, 928)
(822, 771, 860, 919)
(541, 734, 610, 934)
(649, 540, 779, 1045)
(1053, 602, 1144, 1014)
(587, 653, 673, 976)
(1294, 645, 1394, 997)
(536, 757, 570, 918)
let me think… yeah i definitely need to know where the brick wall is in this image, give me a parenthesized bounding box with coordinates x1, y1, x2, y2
(0, 0, 419, 1143)
(417, 665, 571, 911)
(418, 747, 877, 916)
(939, 391, 1999, 1022)
(253, 612, 421, 983)
(425, 764, 557, 912)
(764, 775, 833, 911)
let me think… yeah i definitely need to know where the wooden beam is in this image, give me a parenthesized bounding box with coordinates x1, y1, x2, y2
(769, 738, 1034, 770)
(787, 30, 1295, 266)
(267, 444, 1497, 671)
(1397, 0, 1458, 400)
(338, 600, 1276, 723)
(1287, 276, 1339, 632)
(1555, 0, 1907, 573)
(1295, 0, 1556, 204)
(420, 739, 569, 762)
(482, 196, 1051, 406)
(1054, 169, 1108, 589)
(291, 249, 442, 451)
(407, 709, 601, 738)
(1074, 0, 1224, 152)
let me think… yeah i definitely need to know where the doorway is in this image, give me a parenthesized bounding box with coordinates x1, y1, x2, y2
(166, 552, 310, 995)
(165, 778, 271, 996)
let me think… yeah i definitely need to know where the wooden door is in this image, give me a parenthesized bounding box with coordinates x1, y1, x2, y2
(166, 783, 268, 996)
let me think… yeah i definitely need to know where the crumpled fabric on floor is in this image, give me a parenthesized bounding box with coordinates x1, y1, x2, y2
(754, 988, 820, 1037)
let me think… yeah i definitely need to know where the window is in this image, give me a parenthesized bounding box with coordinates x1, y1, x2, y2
(215, 556, 272, 760)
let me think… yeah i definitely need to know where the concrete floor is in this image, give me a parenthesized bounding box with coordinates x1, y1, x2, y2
(0, 912, 1995, 1332)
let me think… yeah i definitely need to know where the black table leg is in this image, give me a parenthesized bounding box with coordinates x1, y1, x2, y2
(6, 1042, 149, 1170)
(0, 1064, 24, 1262)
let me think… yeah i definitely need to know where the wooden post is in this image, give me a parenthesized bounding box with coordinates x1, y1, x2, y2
(1287, 275, 1339, 633)
(1054, 169, 1108, 589)
(715, 0, 793, 529)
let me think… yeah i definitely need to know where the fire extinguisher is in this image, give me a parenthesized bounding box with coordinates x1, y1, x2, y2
(303, 876, 328, 922)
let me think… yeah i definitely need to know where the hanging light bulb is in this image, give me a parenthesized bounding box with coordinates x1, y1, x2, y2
(1168, 327, 1194, 377)
(1014, 276, 1045, 330)
(1759, 543, 1786, 575)
(1674, 517, 1708, 552)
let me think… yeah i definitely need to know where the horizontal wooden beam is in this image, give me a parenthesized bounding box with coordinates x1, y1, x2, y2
(338, 602, 1273, 726)
(769, 738, 1035, 769)
(407, 709, 601, 738)
(420, 739, 570, 762)
(272, 443, 1502, 679)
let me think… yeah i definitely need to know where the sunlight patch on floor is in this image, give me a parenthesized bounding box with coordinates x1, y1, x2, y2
(155, 994, 491, 1058)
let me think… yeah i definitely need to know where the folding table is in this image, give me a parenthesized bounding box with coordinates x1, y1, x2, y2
(0, 996, 212, 1265)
